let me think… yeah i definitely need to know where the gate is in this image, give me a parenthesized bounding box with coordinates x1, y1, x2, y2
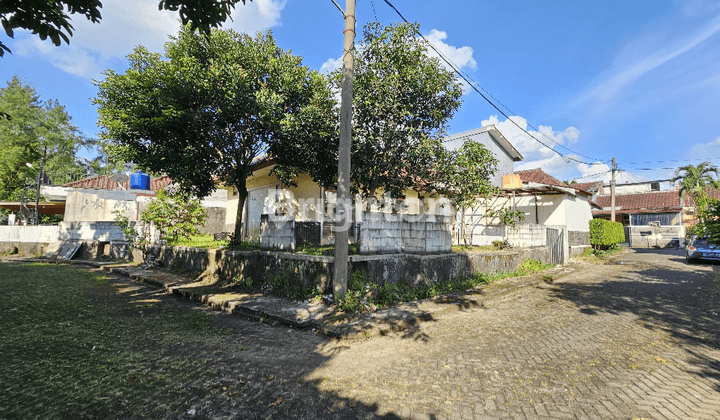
(547, 227, 563, 265)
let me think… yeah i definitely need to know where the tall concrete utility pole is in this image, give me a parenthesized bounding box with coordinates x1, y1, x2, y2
(333, 0, 356, 299)
(610, 157, 616, 222)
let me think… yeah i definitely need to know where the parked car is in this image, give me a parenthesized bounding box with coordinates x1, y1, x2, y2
(685, 237, 720, 263)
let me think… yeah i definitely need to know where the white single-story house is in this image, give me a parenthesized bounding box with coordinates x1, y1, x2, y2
(224, 124, 524, 243)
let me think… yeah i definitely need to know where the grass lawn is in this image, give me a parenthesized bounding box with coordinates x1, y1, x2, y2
(0, 262, 235, 419)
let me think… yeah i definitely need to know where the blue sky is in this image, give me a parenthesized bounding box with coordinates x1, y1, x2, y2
(2, 0, 720, 185)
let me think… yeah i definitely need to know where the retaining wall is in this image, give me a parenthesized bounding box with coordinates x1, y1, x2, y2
(142, 245, 552, 289)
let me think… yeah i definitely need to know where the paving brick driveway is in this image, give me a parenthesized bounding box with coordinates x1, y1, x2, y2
(307, 249, 720, 420)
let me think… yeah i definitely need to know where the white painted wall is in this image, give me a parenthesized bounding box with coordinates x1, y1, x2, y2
(0, 221, 136, 243)
(64, 189, 138, 222)
(0, 226, 59, 242)
(564, 195, 592, 232)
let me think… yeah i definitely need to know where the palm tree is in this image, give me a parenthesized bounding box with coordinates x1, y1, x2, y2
(673, 162, 720, 225)
(672, 161, 720, 199)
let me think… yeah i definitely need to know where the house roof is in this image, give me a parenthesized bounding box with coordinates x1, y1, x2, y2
(443, 125, 524, 162)
(63, 174, 172, 192)
(513, 168, 591, 197)
(0, 201, 66, 215)
(682, 186, 720, 207)
(502, 168, 591, 197)
(515, 168, 567, 188)
(572, 181, 603, 194)
(591, 190, 683, 216)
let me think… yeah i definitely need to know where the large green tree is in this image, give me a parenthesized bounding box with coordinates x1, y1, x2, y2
(0, 76, 89, 201)
(0, 0, 252, 57)
(335, 21, 463, 202)
(95, 27, 336, 240)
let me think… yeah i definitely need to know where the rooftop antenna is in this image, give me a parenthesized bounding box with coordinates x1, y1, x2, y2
(110, 173, 129, 190)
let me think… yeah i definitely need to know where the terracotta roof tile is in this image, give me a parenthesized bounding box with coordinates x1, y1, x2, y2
(684, 186, 720, 206)
(572, 181, 603, 194)
(591, 191, 682, 215)
(64, 174, 172, 192)
(514, 168, 596, 196)
(515, 168, 567, 188)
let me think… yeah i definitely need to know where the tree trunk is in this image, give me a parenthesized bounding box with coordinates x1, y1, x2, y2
(233, 177, 248, 242)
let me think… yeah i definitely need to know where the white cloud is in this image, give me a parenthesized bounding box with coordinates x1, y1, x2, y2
(515, 154, 578, 181)
(318, 28, 478, 90)
(424, 29, 477, 94)
(320, 57, 343, 74)
(574, 162, 612, 182)
(424, 29, 477, 71)
(480, 115, 613, 182)
(481, 115, 581, 160)
(227, 0, 287, 34)
(689, 136, 720, 158)
(12, 0, 287, 80)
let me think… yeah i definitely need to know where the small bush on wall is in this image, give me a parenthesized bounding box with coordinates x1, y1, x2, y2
(589, 219, 625, 249)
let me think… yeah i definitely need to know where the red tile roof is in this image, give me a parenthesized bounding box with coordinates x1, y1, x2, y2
(591, 190, 682, 216)
(572, 181, 603, 194)
(515, 168, 567, 188)
(63, 174, 172, 192)
(515, 168, 591, 195)
(683, 186, 720, 206)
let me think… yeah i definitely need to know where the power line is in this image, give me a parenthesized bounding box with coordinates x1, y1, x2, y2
(566, 170, 612, 181)
(380, 0, 605, 165)
(621, 167, 678, 171)
(621, 156, 720, 165)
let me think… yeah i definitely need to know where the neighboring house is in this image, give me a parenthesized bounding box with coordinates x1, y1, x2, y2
(442, 125, 523, 187)
(677, 186, 720, 228)
(605, 178, 674, 195)
(503, 168, 594, 256)
(455, 167, 594, 260)
(592, 191, 685, 247)
(0, 173, 228, 234)
(571, 181, 603, 200)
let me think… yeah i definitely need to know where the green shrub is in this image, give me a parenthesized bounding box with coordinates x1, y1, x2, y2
(589, 219, 625, 249)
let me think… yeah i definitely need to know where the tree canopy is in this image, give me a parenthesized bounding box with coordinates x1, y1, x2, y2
(334, 21, 464, 201)
(672, 162, 720, 198)
(0, 76, 89, 201)
(95, 26, 336, 240)
(672, 161, 720, 226)
(0, 0, 251, 57)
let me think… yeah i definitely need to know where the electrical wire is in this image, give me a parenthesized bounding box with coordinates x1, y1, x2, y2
(566, 170, 612, 181)
(621, 156, 720, 165)
(380, 0, 605, 165)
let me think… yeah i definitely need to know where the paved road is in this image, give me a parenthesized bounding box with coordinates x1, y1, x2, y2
(303, 249, 720, 420)
(77, 248, 720, 419)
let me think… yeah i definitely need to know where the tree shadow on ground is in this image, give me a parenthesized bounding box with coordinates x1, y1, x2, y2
(103, 269, 447, 419)
(548, 248, 720, 391)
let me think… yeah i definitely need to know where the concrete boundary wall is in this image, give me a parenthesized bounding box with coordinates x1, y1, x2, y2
(0, 222, 154, 258)
(506, 224, 546, 248)
(359, 213, 453, 255)
(260, 215, 295, 251)
(628, 225, 685, 248)
(0, 226, 59, 243)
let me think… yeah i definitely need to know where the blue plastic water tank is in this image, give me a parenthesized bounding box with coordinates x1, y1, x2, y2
(130, 171, 150, 190)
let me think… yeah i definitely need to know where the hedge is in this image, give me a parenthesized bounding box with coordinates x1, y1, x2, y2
(589, 218, 625, 248)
